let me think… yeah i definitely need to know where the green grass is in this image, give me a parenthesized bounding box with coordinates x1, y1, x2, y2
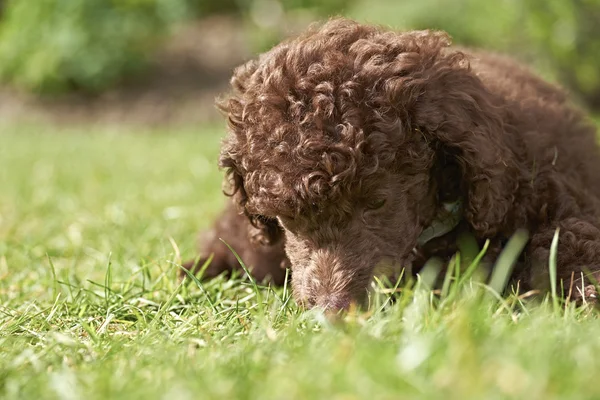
(2, 124, 600, 400)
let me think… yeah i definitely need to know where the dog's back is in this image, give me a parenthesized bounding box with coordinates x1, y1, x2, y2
(468, 51, 600, 202)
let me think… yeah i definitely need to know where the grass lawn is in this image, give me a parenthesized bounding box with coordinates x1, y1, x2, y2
(1, 123, 600, 400)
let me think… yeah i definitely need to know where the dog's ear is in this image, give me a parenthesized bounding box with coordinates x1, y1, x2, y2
(412, 51, 518, 236)
(219, 144, 283, 247)
(360, 30, 517, 236)
(217, 59, 283, 247)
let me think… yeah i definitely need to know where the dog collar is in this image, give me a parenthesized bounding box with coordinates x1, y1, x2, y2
(416, 199, 463, 246)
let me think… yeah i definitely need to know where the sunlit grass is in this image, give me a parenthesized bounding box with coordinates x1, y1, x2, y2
(1, 124, 600, 400)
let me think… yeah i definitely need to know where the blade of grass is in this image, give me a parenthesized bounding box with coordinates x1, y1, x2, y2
(488, 230, 529, 295)
(458, 239, 490, 286)
(220, 239, 262, 306)
(149, 278, 186, 329)
(277, 268, 293, 319)
(440, 255, 457, 299)
(418, 257, 443, 291)
(46, 254, 59, 299)
(104, 253, 113, 309)
(177, 255, 218, 314)
(549, 227, 560, 312)
(376, 268, 406, 313)
(456, 230, 480, 268)
(438, 241, 491, 308)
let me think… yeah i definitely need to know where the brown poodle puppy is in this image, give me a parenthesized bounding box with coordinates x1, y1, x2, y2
(183, 18, 600, 309)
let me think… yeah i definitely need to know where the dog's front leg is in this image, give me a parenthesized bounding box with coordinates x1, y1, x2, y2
(181, 202, 289, 285)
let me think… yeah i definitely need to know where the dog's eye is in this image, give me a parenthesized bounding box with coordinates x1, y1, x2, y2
(366, 199, 386, 210)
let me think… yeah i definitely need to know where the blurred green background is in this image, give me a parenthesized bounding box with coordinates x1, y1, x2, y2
(0, 0, 597, 123)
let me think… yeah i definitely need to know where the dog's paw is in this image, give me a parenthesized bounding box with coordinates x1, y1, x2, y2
(570, 281, 599, 305)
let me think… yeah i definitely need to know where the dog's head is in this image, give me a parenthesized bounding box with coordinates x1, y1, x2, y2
(218, 18, 516, 309)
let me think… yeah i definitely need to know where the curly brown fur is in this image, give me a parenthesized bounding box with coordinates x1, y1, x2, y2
(183, 18, 600, 309)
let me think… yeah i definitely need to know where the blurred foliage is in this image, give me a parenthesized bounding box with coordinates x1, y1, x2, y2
(0, 0, 597, 111)
(193, 0, 241, 15)
(0, 0, 189, 93)
(350, 0, 600, 110)
(193, 0, 356, 51)
(0, 0, 353, 94)
(191, 0, 352, 17)
(240, 0, 356, 52)
(524, 0, 600, 108)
